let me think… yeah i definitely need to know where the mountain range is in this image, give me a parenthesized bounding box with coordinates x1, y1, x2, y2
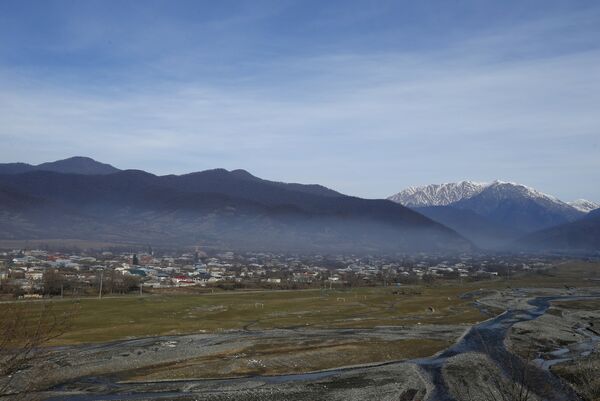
(0, 156, 120, 175)
(0, 157, 469, 253)
(1, 157, 598, 254)
(389, 181, 599, 251)
(388, 181, 488, 207)
(518, 208, 600, 252)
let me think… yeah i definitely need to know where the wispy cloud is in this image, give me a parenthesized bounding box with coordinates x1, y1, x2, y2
(0, 2, 599, 201)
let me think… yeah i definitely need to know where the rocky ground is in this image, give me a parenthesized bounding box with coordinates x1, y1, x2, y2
(7, 325, 463, 388)
(4, 325, 460, 401)
(4, 287, 600, 401)
(444, 352, 543, 401)
(506, 296, 600, 401)
(38, 362, 431, 401)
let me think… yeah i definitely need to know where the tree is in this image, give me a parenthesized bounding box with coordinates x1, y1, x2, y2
(447, 352, 536, 401)
(573, 357, 600, 401)
(422, 273, 436, 285)
(554, 352, 600, 401)
(447, 333, 564, 401)
(42, 269, 65, 296)
(0, 302, 75, 399)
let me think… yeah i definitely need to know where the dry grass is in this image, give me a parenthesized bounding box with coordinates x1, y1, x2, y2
(9, 285, 488, 345)
(6, 261, 599, 346)
(127, 338, 450, 381)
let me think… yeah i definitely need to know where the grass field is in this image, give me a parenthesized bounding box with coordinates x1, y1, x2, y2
(43, 285, 486, 344)
(3, 261, 599, 380)
(5, 261, 600, 346)
(514, 261, 600, 288)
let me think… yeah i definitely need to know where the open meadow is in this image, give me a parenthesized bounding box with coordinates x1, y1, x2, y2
(28, 260, 597, 345)
(3, 261, 600, 397)
(40, 285, 485, 345)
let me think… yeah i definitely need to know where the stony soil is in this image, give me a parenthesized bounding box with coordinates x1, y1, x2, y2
(5, 286, 600, 401)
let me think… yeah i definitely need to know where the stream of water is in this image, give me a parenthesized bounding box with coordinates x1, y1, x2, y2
(44, 294, 599, 401)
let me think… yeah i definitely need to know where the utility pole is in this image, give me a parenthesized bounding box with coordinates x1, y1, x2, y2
(98, 270, 104, 299)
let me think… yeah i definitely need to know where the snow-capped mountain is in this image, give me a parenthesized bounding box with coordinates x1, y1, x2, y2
(452, 181, 584, 232)
(389, 180, 586, 235)
(389, 180, 576, 211)
(567, 199, 599, 213)
(468, 180, 572, 211)
(388, 181, 487, 207)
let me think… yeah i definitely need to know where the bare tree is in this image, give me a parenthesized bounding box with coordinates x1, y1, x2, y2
(42, 269, 65, 296)
(446, 332, 562, 401)
(555, 352, 600, 401)
(447, 352, 536, 401)
(0, 301, 75, 399)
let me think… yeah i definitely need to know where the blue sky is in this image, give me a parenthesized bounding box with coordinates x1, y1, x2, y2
(1, 0, 599, 201)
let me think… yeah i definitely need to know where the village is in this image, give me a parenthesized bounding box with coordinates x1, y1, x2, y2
(0, 247, 558, 299)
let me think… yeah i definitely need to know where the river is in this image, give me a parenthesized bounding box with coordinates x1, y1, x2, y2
(44, 294, 599, 401)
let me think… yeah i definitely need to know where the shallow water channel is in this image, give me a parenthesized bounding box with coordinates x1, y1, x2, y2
(44, 294, 599, 401)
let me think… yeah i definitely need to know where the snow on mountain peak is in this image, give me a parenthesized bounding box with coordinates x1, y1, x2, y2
(568, 199, 599, 213)
(388, 180, 575, 210)
(485, 180, 560, 202)
(388, 181, 487, 207)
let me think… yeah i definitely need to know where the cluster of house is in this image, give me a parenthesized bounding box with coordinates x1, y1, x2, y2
(0, 248, 555, 295)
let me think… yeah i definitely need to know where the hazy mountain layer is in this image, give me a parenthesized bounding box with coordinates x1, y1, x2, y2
(452, 181, 583, 233)
(0, 161, 471, 253)
(518, 211, 600, 253)
(414, 206, 523, 249)
(0, 156, 120, 175)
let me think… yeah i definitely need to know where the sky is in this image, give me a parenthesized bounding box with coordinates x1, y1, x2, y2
(1, 0, 599, 201)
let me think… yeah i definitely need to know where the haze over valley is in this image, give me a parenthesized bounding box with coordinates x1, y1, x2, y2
(2, 1, 600, 401)
(2, 157, 598, 255)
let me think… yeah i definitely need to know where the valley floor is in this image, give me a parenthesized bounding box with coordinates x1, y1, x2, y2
(3, 263, 600, 401)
